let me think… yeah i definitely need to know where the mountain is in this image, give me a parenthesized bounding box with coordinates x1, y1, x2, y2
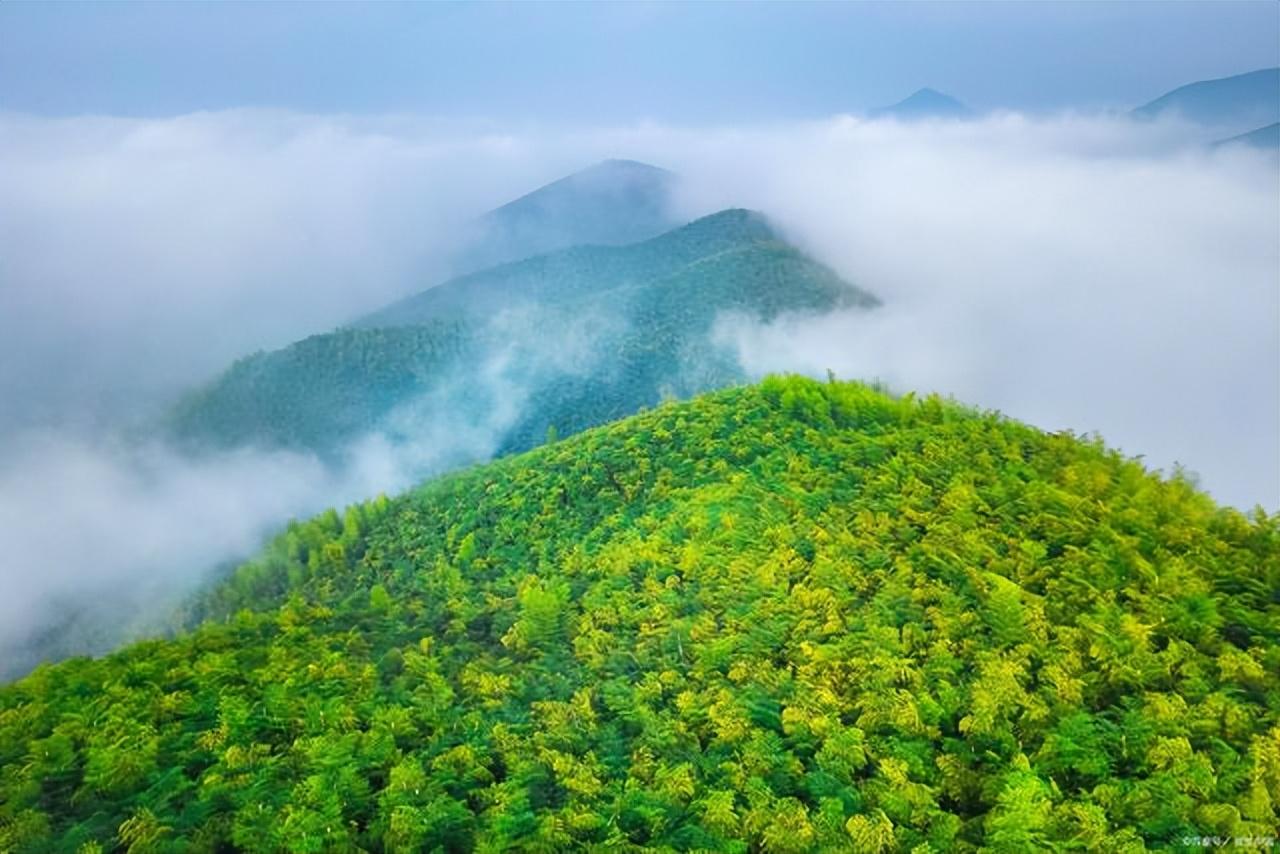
(357, 207, 779, 330)
(1213, 122, 1280, 150)
(1133, 67, 1280, 130)
(4, 376, 1277, 852)
(456, 159, 682, 272)
(169, 209, 877, 458)
(870, 87, 971, 120)
(169, 324, 475, 457)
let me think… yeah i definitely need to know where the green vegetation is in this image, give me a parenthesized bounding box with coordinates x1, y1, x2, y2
(168, 323, 472, 454)
(169, 210, 876, 457)
(4, 376, 1277, 852)
(352, 208, 814, 330)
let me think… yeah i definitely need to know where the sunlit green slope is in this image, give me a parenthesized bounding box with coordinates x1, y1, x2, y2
(4, 377, 1278, 853)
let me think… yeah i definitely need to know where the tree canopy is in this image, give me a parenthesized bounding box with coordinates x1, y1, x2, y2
(3, 376, 1277, 852)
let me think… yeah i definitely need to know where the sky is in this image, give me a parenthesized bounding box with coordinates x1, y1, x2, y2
(2, 2, 1278, 121)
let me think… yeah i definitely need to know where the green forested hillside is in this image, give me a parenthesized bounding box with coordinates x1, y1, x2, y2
(167, 324, 474, 455)
(4, 377, 1278, 853)
(169, 210, 876, 457)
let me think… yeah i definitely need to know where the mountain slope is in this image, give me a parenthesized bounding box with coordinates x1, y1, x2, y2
(356, 208, 779, 330)
(457, 159, 681, 271)
(1214, 122, 1280, 150)
(3, 376, 1278, 852)
(167, 323, 474, 455)
(870, 87, 971, 120)
(169, 210, 877, 457)
(1133, 67, 1280, 129)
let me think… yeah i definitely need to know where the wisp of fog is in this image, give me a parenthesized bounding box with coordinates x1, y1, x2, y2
(0, 109, 1275, 676)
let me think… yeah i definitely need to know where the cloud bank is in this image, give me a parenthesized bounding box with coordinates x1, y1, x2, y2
(675, 115, 1279, 511)
(0, 355, 525, 679)
(0, 109, 1275, 675)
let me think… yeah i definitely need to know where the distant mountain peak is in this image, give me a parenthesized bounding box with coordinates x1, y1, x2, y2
(661, 207, 773, 240)
(908, 87, 952, 102)
(1133, 67, 1280, 130)
(457, 159, 681, 271)
(489, 159, 674, 211)
(871, 87, 971, 120)
(583, 158, 673, 175)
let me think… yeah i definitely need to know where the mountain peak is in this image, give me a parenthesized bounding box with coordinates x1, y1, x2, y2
(871, 87, 971, 120)
(494, 159, 674, 210)
(459, 159, 680, 270)
(1133, 67, 1280, 129)
(665, 207, 773, 240)
(909, 87, 950, 101)
(581, 158, 674, 177)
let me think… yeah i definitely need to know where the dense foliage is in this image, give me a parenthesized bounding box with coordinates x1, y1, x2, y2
(168, 323, 472, 455)
(3, 376, 1277, 852)
(169, 210, 875, 457)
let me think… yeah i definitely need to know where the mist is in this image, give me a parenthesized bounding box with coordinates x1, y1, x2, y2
(0, 294, 618, 678)
(0, 108, 1275, 676)
(674, 115, 1278, 510)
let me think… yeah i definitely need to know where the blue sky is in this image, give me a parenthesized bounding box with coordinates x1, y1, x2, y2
(2, 1, 1277, 120)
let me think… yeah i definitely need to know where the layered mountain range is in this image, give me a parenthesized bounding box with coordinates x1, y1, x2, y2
(168, 204, 877, 466)
(2, 65, 1278, 854)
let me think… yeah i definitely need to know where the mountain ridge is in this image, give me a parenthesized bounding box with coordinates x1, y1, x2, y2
(168, 210, 877, 458)
(357, 208, 778, 331)
(1133, 67, 1280, 130)
(455, 158, 681, 272)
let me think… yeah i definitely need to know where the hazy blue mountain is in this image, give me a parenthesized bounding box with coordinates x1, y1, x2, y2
(456, 159, 681, 271)
(1213, 122, 1280, 150)
(1133, 67, 1280, 129)
(358, 207, 778, 329)
(169, 209, 878, 459)
(870, 87, 971, 120)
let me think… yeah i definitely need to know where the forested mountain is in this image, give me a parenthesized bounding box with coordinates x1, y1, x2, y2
(1133, 67, 1280, 130)
(169, 210, 877, 458)
(3, 376, 1278, 852)
(456, 159, 681, 273)
(870, 88, 971, 121)
(168, 324, 474, 458)
(354, 208, 784, 330)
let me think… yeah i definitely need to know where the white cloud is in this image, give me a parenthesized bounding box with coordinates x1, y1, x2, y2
(671, 116, 1278, 510)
